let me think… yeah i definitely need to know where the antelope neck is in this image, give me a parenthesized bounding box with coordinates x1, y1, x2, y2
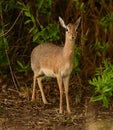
(63, 38, 75, 58)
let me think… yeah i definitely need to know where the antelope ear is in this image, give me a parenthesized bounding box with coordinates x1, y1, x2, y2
(75, 17, 81, 31)
(59, 17, 67, 29)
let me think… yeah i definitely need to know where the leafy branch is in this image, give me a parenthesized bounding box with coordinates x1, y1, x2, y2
(89, 60, 113, 107)
(18, 2, 60, 43)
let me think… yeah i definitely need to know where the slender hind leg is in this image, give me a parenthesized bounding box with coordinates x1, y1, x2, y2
(37, 77, 48, 104)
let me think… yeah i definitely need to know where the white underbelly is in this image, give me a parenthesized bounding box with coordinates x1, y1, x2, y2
(40, 63, 72, 77)
(41, 68, 56, 77)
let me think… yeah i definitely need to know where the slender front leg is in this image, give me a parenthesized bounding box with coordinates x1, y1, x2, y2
(56, 74, 63, 113)
(63, 76, 71, 113)
(37, 78, 48, 104)
(32, 75, 37, 101)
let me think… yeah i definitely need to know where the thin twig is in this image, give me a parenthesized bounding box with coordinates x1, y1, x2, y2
(0, 10, 23, 37)
(8, 88, 21, 95)
(5, 49, 19, 91)
(1, 11, 23, 90)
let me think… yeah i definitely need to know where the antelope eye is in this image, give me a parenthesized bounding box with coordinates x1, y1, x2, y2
(75, 28, 79, 34)
(65, 28, 69, 32)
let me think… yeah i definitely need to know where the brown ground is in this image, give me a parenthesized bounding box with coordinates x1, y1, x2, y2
(0, 74, 113, 130)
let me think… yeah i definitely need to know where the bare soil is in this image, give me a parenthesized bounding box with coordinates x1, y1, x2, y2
(0, 75, 113, 130)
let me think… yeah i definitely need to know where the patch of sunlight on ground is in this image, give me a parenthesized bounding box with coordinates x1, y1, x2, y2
(86, 118, 113, 130)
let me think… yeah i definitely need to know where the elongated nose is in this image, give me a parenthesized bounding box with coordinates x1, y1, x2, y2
(71, 35, 76, 40)
(72, 36, 75, 39)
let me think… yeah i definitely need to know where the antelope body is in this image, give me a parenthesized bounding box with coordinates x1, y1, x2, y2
(31, 17, 81, 113)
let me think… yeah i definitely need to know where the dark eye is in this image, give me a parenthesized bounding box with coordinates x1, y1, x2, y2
(65, 28, 69, 32)
(75, 27, 79, 33)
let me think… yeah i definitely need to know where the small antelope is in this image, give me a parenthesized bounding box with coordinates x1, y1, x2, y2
(31, 17, 81, 113)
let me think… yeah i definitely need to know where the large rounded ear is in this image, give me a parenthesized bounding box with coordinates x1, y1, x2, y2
(75, 17, 81, 31)
(59, 17, 67, 29)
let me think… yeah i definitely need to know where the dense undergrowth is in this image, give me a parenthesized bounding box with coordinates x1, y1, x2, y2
(0, 0, 113, 107)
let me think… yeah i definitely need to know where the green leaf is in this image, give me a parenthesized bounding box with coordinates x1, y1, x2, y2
(29, 26, 35, 33)
(96, 51, 101, 57)
(31, 15, 35, 24)
(102, 42, 109, 52)
(91, 95, 103, 102)
(25, 19, 32, 24)
(24, 11, 31, 17)
(103, 96, 109, 108)
(103, 87, 112, 93)
(17, 61, 24, 69)
(37, 0, 44, 9)
(33, 32, 40, 42)
(109, 22, 113, 30)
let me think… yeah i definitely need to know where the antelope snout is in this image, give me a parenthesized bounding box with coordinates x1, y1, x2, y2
(70, 36, 76, 41)
(72, 36, 75, 39)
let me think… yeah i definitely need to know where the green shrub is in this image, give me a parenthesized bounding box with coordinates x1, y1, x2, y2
(16, 61, 30, 75)
(36, 0, 52, 17)
(89, 60, 113, 107)
(18, 1, 60, 43)
(99, 12, 113, 33)
(94, 39, 109, 57)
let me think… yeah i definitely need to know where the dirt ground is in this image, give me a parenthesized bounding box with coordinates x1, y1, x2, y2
(0, 75, 113, 130)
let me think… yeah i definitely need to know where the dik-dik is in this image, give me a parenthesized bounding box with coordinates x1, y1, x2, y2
(31, 17, 81, 113)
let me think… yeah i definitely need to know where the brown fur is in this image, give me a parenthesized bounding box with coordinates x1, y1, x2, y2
(31, 17, 81, 113)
